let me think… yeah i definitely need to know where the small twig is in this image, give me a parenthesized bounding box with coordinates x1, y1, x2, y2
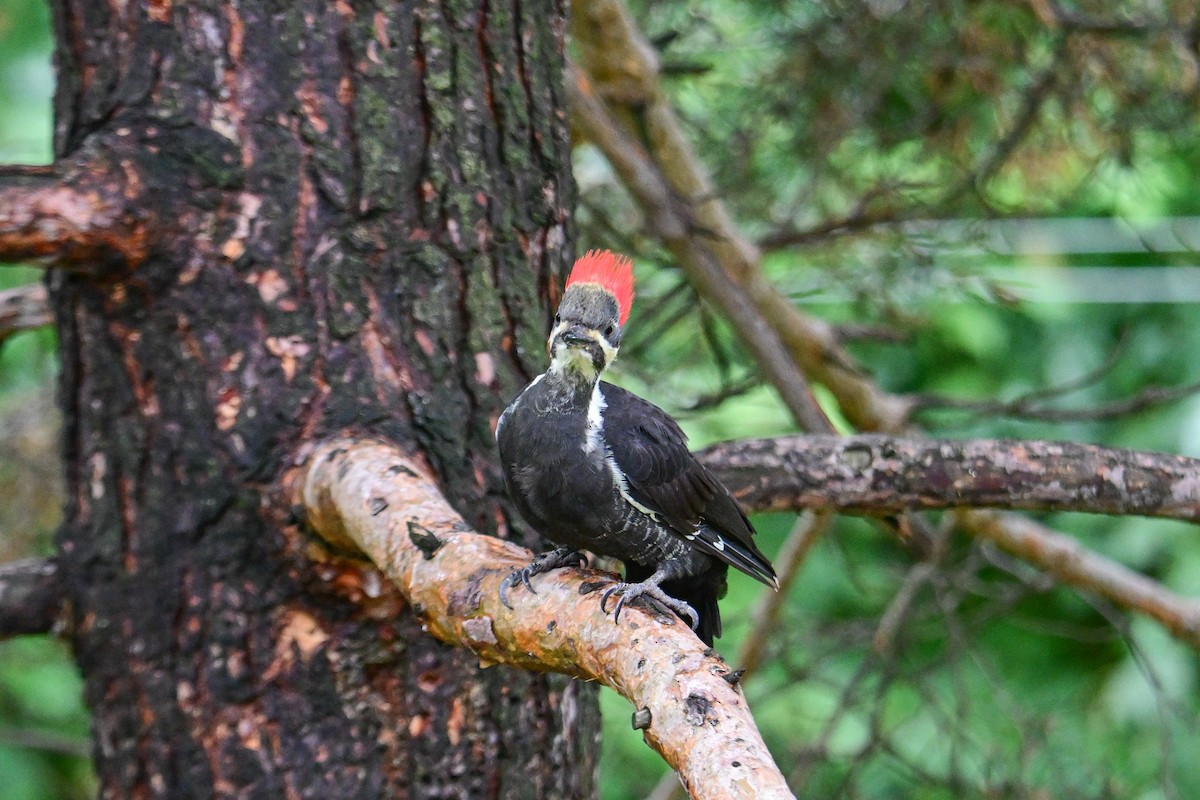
(958, 510, 1200, 650)
(758, 205, 916, 251)
(873, 522, 953, 655)
(568, 66, 834, 435)
(620, 278, 697, 357)
(0, 557, 63, 638)
(1030, 0, 1177, 36)
(0, 165, 57, 178)
(680, 374, 761, 413)
(0, 284, 52, 345)
(1014, 325, 1131, 406)
(911, 380, 1200, 423)
(832, 322, 912, 345)
(945, 42, 1066, 202)
(0, 726, 90, 757)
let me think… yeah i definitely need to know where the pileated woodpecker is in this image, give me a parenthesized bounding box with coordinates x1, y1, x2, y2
(496, 250, 776, 645)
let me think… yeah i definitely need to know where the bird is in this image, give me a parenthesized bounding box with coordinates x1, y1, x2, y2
(495, 249, 777, 645)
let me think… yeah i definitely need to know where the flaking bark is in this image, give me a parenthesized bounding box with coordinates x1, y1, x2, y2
(298, 438, 796, 800)
(33, 1, 595, 797)
(702, 434, 1200, 522)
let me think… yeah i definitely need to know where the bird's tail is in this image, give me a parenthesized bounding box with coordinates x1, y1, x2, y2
(629, 563, 729, 647)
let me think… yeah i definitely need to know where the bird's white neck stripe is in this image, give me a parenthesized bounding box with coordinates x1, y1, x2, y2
(584, 382, 606, 454)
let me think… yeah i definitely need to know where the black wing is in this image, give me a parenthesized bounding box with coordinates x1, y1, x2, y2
(599, 382, 777, 587)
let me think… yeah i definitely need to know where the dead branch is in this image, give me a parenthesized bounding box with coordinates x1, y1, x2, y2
(0, 158, 153, 269)
(567, 68, 832, 435)
(296, 438, 796, 800)
(911, 380, 1200, 422)
(570, 0, 913, 433)
(0, 557, 62, 638)
(960, 510, 1200, 649)
(702, 434, 1200, 523)
(0, 284, 52, 344)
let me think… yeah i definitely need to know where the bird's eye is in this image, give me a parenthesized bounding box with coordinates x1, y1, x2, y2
(554, 313, 561, 324)
(603, 323, 614, 337)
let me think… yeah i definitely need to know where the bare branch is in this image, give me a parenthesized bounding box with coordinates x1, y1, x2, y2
(0, 726, 90, 757)
(946, 42, 1065, 202)
(832, 322, 912, 345)
(873, 524, 952, 655)
(911, 380, 1200, 423)
(570, 0, 913, 433)
(702, 434, 1200, 523)
(960, 510, 1200, 649)
(0, 557, 62, 638)
(296, 438, 796, 800)
(0, 159, 153, 270)
(0, 284, 52, 344)
(1029, 0, 1179, 36)
(568, 67, 832, 435)
(760, 44, 1064, 253)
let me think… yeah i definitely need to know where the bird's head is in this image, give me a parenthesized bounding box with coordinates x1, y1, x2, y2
(548, 250, 634, 382)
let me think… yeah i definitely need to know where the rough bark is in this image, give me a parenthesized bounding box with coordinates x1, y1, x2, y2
(703, 434, 1200, 522)
(298, 438, 796, 800)
(32, 1, 597, 797)
(0, 154, 156, 269)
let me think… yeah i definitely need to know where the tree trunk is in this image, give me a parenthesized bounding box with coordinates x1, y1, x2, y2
(47, 1, 596, 796)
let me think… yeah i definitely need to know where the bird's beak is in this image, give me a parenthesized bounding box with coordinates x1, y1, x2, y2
(562, 325, 595, 347)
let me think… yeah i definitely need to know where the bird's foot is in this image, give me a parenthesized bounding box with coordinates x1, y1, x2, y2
(597, 579, 700, 631)
(499, 547, 587, 608)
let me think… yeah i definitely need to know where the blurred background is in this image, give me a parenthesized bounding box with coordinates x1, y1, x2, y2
(3, 0, 1200, 797)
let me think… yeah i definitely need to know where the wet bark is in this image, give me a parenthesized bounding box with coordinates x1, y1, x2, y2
(43, 1, 597, 797)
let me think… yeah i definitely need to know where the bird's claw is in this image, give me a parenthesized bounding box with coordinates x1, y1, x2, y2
(498, 570, 531, 609)
(598, 581, 700, 631)
(499, 548, 587, 609)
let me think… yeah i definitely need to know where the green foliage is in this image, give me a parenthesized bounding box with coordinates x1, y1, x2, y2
(0, 2, 90, 799)
(586, 2, 1200, 798)
(2, 0, 1200, 797)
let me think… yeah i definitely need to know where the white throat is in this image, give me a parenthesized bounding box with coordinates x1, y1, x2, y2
(545, 321, 619, 383)
(549, 341, 601, 381)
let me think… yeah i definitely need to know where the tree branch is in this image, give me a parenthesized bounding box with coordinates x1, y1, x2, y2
(0, 162, 153, 268)
(960, 510, 1200, 649)
(702, 434, 1200, 523)
(569, 0, 913, 433)
(0, 284, 52, 344)
(567, 68, 832, 435)
(911, 380, 1200, 422)
(296, 438, 796, 800)
(0, 557, 63, 638)
(646, 513, 832, 800)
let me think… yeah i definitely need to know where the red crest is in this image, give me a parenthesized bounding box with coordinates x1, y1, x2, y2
(566, 250, 635, 324)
